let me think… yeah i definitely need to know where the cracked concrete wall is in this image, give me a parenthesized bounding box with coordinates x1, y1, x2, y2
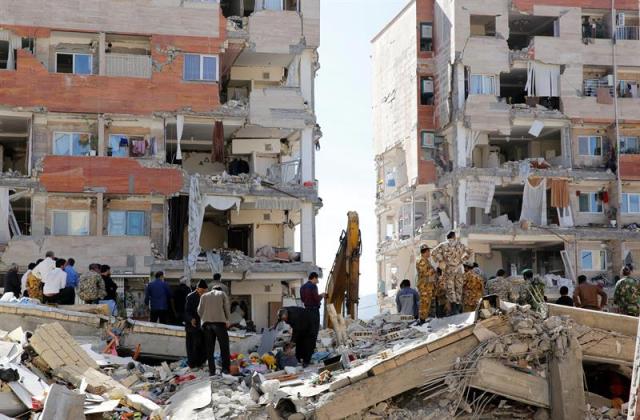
(0, 0, 221, 37)
(372, 1, 418, 183)
(248, 87, 312, 129)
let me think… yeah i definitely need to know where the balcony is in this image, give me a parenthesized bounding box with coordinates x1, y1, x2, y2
(615, 26, 640, 41)
(105, 54, 152, 79)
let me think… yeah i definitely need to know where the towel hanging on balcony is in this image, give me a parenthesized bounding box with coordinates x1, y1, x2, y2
(525, 61, 560, 97)
(213, 120, 224, 163)
(520, 177, 547, 226)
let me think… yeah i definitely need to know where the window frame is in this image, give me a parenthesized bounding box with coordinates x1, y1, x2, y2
(183, 53, 219, 82)
(421, 131, 435, 148)
(420, 76, 434, 105)
(55, 52, 93, 75)
(580, 250, 607, 271)
(420, 22, 433, 52)
(469, 74, 496, 95)
(577, 135, 603, 156)
(578, 192, 604, 213)
(51, 210, 90, 236)
(622, 193, 640, 214)
(107, 210, 146, 236)
(53, 131, 93, 156)
(620, 136, 640, 154)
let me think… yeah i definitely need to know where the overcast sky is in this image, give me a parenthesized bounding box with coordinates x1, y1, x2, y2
(314, 0, 407, 296)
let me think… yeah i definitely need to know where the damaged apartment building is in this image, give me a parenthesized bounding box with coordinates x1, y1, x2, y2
(374, 0, 640, 299)
(0, 0, 320, 329)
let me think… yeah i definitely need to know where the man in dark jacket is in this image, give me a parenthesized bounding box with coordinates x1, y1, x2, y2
(184, 280, 208, 369)
(277, 306, 315, 366)
(3, 263, 21, 297)
(101, 265, 118, 316)
(173, 277, 191, 325)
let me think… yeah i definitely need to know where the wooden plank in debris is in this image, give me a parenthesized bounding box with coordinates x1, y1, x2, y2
(547, 304, 638, 337)
(469, 358, 550, 408)
(314, 317, 511, 420)
(549, 335, 586, 420)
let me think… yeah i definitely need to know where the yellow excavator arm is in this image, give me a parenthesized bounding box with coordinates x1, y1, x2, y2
(324, 211, 361, 326)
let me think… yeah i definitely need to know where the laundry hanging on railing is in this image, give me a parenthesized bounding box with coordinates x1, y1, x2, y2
(525, 61, 560, 97)
(549, 178, 570, 209)
(465, 177, 496, 214)
(519, 177, 547, 226)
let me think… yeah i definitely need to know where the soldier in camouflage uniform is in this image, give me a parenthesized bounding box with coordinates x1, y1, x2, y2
(614, 266, 639, 316)
(486, 269, 520, 303)
(431, 232, 473, 316)
(77, 263, 107, 304)
(462, 263, 484, 312)
(521, 269, 546, 311)
(416, 245, 437, 322)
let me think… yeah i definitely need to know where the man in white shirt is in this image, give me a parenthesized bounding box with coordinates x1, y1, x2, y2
(43, 259, 67, 304)
(32, 250, 56, 282)
(20, 262, 36, 297)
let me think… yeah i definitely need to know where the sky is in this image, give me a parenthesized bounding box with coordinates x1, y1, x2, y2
(314, 0, 408, 297)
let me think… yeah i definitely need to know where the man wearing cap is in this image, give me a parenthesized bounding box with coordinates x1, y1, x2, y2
(462, 262, 484, 312)
(416, 244, 437, 322)
(431, 231, 473, 316)
(185, 280, 208, 369)
(198, 280, 231, 376)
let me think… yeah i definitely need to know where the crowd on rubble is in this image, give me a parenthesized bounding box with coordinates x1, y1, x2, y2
(394, 230, 640, 322)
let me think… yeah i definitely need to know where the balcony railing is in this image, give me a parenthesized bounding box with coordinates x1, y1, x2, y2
(616, 26, 640, 40)
(105, 54, 152, 78)
(583, 79, 614, 97)
(267, 160, 301, 185)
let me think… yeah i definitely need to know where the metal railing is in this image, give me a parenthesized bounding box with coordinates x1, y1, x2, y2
(583, 79, 614, 97)
(616, 26, 640, 40)
(105, 54, 152, 78)
(267, 160, 301, 185)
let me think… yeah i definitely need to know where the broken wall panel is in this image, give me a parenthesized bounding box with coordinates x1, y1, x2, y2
(39, 156, 183, 195)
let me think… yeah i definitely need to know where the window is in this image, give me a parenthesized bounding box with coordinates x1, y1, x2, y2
(108, 211, 146, 236)
(580, 250, 607, 271)
(421, 131, 435, 148)
(470, 15, 496, 36)
(577, 136, 602, 156)
(108, 135, 148, 157)
(0, 40, 10, 69)
(420, 77, 434, 105)
(53, 132, 92, 156)
(420, 23, 433, 52)
(620, 136, 640, 154)
(578, 192, 603, 213)
(183, 54, 218, 82)
(263, 0, 284, 10)
(622, 193, 640, 214)
(52, 211, 89, 236)
(470, 75, 496, 95)
(55, 53, 92, 75)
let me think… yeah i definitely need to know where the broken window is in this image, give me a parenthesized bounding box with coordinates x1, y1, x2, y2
(108, 211, 146, 236)
(578, 192, 603, 213)
(420, 23, 433, 52)
(469, 74, 496, 95)
(52, 210, 89, 236)
(470, 15, 496, 37)
(508, 15, 558, 50)
(622, 193, 640, 214)
(183, 54, 218, 82)
(55, 53, 92, 75)
(53, 132, 93, 156)
(577, 136, 602, 156)
(621, 136, 640, 154)
(420, 77, 434, 105)
(580, 250, 607, 270)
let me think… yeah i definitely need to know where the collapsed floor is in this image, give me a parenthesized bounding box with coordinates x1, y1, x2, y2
(0, 299, 636, 419)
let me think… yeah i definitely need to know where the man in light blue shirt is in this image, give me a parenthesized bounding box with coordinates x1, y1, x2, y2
(64, 258, 79, 288)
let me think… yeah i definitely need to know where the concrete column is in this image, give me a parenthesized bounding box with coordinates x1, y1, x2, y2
(97, 115, 105, 156)
(0, 144, 4, 172)
(457, 179, 467, 227)
(455, 63, 465, 112)
(300, 202, 315, 263)
(300, 49, 314, 108)
(96, 193, 103, 236)
(30, 194, 46, 236)
(300, 127, 314, 183)
(98, 32, 106, 76)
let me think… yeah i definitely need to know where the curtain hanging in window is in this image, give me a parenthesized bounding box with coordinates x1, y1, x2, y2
(525, 61, 560, 97)
(176, 114, 184, 160)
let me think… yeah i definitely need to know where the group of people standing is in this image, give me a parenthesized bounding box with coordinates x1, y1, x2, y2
(3, 251, 118, 312)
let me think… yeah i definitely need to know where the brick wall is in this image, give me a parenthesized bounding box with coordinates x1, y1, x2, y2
(620, 154, 640, 180)
(513, 0, 639, 13)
